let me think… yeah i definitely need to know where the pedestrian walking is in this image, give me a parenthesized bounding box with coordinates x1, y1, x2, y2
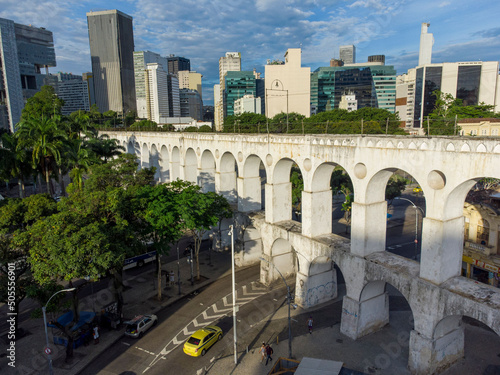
(258, 342, 266, 363)
(307, 315, 313, 334)
(169, 270, 175, 286)
(265, 344, 274, 366)
(93, 324, 99, 344)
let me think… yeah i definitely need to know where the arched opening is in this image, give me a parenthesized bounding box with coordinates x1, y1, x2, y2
(184, 148, 197, 184)
(199, 150, 216, 192)
(233, 213, 262, 267)
(296, 256, 337, 308)
(141, 143, 149, 169)
(171, 147, 180, 181)
(239, 155, 266, 213)
(150, 144, 160, 183)
(159, 145, 169, 183)
(460, 178, 500, 288)
(268, 158, 303, 224)
(383, 170, 426, 262)
(219, 152, 238, 204)
(426, 315, 500, 374)
(342, 280, 414, 373)
(127, 140, 134, 155)
(134, 141, 141, 166)
(304, 162, 352, 238)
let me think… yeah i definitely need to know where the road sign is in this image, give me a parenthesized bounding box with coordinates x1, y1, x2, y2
(44, 347, 52, 355)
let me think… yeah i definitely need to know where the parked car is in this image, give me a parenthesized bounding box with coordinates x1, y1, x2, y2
(124, 314, 158, 338)
(183, 325, 223, 357)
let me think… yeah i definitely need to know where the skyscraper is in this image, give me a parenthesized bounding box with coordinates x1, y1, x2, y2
(87, 9, 136, 115)
(167, 55, 190, 75)
(339, 45, 356, 64)
(215, 52, 241, 130)
(0, 17, 56, 132)
(145, 63, 169, 123)
(418, 23, 433, 66)
(134, 51, 168, 119)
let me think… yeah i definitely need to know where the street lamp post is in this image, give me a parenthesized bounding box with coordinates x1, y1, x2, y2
(229, 225, 237, 364)
(259, 257, 293, 359)
(43, 287, 76, 375)
(395, 197, 424, 260)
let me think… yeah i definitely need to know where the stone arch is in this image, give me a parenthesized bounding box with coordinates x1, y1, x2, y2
(266, 158, 304, 224)
(199, 150, 216, 192)
(341, 279, 414, 341)
(171, 146, 180, 181)
(184, 148, 197, 184)
(297, 256, 337, 308)
(127, 140, 134, 155)
(134, 141, 141, 165)
(150, 144, 160, 183)
(239, 154, 266, 212)
(219, 152, 238, 204)
(303, 162, 351, 238)
(159, 145, 169, 183)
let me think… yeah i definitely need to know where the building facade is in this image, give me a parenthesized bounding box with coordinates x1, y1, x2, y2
(144, 63, 169, 123)
(0, 17, 56, 132)
(215, 52, 241, 131)
(178, 70, 202, 100)
(396, 61, 500, 130)
(167, 55, 190, 75)
(57, 79, 91, 115)
(87, 9, 136, 115)
(418, 23, 433, 66)
(339, 45, 356, 64)
(462, 201, 500, 288)
(458, 119, 500, 136)
(134, 51, 168, 119)
(179, 89, 202, 121)
(265, 48, 310, 118)
(224, 71, 256, 117)
(167, 74, 180, 117)
(234, 94, 261, 115)
(310, 65, 396, 114)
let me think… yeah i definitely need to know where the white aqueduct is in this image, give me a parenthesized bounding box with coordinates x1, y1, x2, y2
(104, 131, 500, 374)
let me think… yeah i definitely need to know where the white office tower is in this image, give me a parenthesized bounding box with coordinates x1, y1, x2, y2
(215, 52, 241, 130)
(134, 51, 168, 119)
(178, 70, 203, 100)
(418, 23, 433, 66)
(339, 45, 356, 64)
(145, 63, 169, 123)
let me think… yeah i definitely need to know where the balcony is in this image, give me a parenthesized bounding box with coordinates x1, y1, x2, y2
(465, 240, 495, 256)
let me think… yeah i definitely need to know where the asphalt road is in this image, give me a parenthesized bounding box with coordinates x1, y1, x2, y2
(79, 265, 271, 375)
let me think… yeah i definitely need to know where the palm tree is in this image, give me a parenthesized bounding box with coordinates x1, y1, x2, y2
(0, 133, 33, 198)
(16, 115, 68, 196)
(87, 135, 125, 163)
(66, 138, 96, 190)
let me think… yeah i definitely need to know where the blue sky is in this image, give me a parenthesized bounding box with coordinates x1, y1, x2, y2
(2, 0, 499, 105)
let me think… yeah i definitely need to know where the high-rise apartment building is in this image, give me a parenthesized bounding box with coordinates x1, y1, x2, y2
(167, 55, 190, 75)
(144, 63, 169, 123)
(134, 51, 168, 119)
(396, 61, 500, 130)
(265, 48, 310, 118)
(87, 9, 136, 115)
(339, 45, 356, 64)
(234, 95, 261, 115)
(178, 70, 203, 100)
(418, 23, 433, 66)
(215, 52, 241, 130)
(0, 17, 56, 132)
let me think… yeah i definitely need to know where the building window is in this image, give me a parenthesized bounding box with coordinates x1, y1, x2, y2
(457, 65, 481, 106)
(476, 219, 489, 245)
(464, 222, 469, 241)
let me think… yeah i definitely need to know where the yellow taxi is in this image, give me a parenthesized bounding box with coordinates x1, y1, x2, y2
(183, 325, 223, 357)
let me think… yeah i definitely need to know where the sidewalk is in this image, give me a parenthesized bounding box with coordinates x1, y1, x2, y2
(1, 248, 233, 375)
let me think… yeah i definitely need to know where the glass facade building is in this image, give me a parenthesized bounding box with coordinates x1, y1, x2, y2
(311, 65, 396, 114)
(457, 65, 481, 106)
(224, 71, 256, 117)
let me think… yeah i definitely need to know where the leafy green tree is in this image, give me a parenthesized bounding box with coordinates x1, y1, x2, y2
(139, 182, 186, 300)
(129, 119, 157, 130)
(385, 177, 407, 204)
(0, 133, 33, 198)
(290, 167, 303, 218)
(86, 135, 125, 163)
(20, 85, 64, 121)
(198, 125, 213, 132)
(0, 195, 57, 332)
(176, 182, 232, 281)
